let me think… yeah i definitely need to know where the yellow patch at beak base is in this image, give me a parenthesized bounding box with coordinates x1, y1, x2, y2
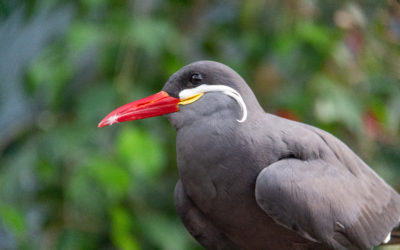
(178, 93, 204, 105)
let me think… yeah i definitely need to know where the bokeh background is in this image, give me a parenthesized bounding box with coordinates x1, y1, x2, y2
(1, 0, 400, 249)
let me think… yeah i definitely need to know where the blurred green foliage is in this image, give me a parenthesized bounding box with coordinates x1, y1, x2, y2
(0, 0, 400, 249)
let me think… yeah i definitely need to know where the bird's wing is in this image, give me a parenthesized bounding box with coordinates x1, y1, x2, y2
(174, 180, 241, 250)
(255, 126, 400, 250)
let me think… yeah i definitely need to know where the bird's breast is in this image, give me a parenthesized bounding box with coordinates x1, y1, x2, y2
(175, 122, 266, 216)
(174, 120, 313, 249)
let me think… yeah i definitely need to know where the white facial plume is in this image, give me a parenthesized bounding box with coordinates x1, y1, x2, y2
(179, 84, 248, 123)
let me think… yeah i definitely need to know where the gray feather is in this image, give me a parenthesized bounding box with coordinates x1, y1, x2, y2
(160, 61, 400, 250)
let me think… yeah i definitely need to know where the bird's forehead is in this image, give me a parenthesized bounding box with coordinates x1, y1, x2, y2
(179, 61, 235, 77)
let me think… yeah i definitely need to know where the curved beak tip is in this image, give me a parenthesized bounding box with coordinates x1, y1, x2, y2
(97, 121, 109, 128)
(97, 120, 109, 128)
(97, 91, 180, 128)
(97, 114, 120, 128)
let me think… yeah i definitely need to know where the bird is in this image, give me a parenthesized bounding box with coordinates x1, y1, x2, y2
(98, 61, 400, 250)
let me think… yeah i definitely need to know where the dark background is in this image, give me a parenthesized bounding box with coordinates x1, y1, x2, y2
(0, 0, 399, 249)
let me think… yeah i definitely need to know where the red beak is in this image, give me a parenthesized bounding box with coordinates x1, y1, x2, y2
(98, 91, 180, 128)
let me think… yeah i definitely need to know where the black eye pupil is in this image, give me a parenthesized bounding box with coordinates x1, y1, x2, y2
(191, 73, 202, 82)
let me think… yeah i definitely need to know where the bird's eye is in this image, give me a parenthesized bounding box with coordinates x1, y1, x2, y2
(190, 73, 202, 83)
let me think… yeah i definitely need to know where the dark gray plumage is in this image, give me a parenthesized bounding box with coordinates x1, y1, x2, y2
(160, 61, 400, 250)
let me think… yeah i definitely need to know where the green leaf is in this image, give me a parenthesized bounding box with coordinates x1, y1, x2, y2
(0, 204, 26, 237)
(110, 207, 139, 250)
(313, 75, 362, 132)
(68, 23, 103, 53)
(296, 21, 335, 52)
(89, 158, 131, 202)
(139, 214, 191, 250)
(128, 17, 175, 56)
(116, 126, 165, 180)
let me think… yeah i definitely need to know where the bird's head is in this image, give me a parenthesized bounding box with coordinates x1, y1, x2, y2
(98, 61, 261, 129)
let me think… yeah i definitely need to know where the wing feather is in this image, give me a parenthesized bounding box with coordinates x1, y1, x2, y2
(255, 126, 400, 249)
